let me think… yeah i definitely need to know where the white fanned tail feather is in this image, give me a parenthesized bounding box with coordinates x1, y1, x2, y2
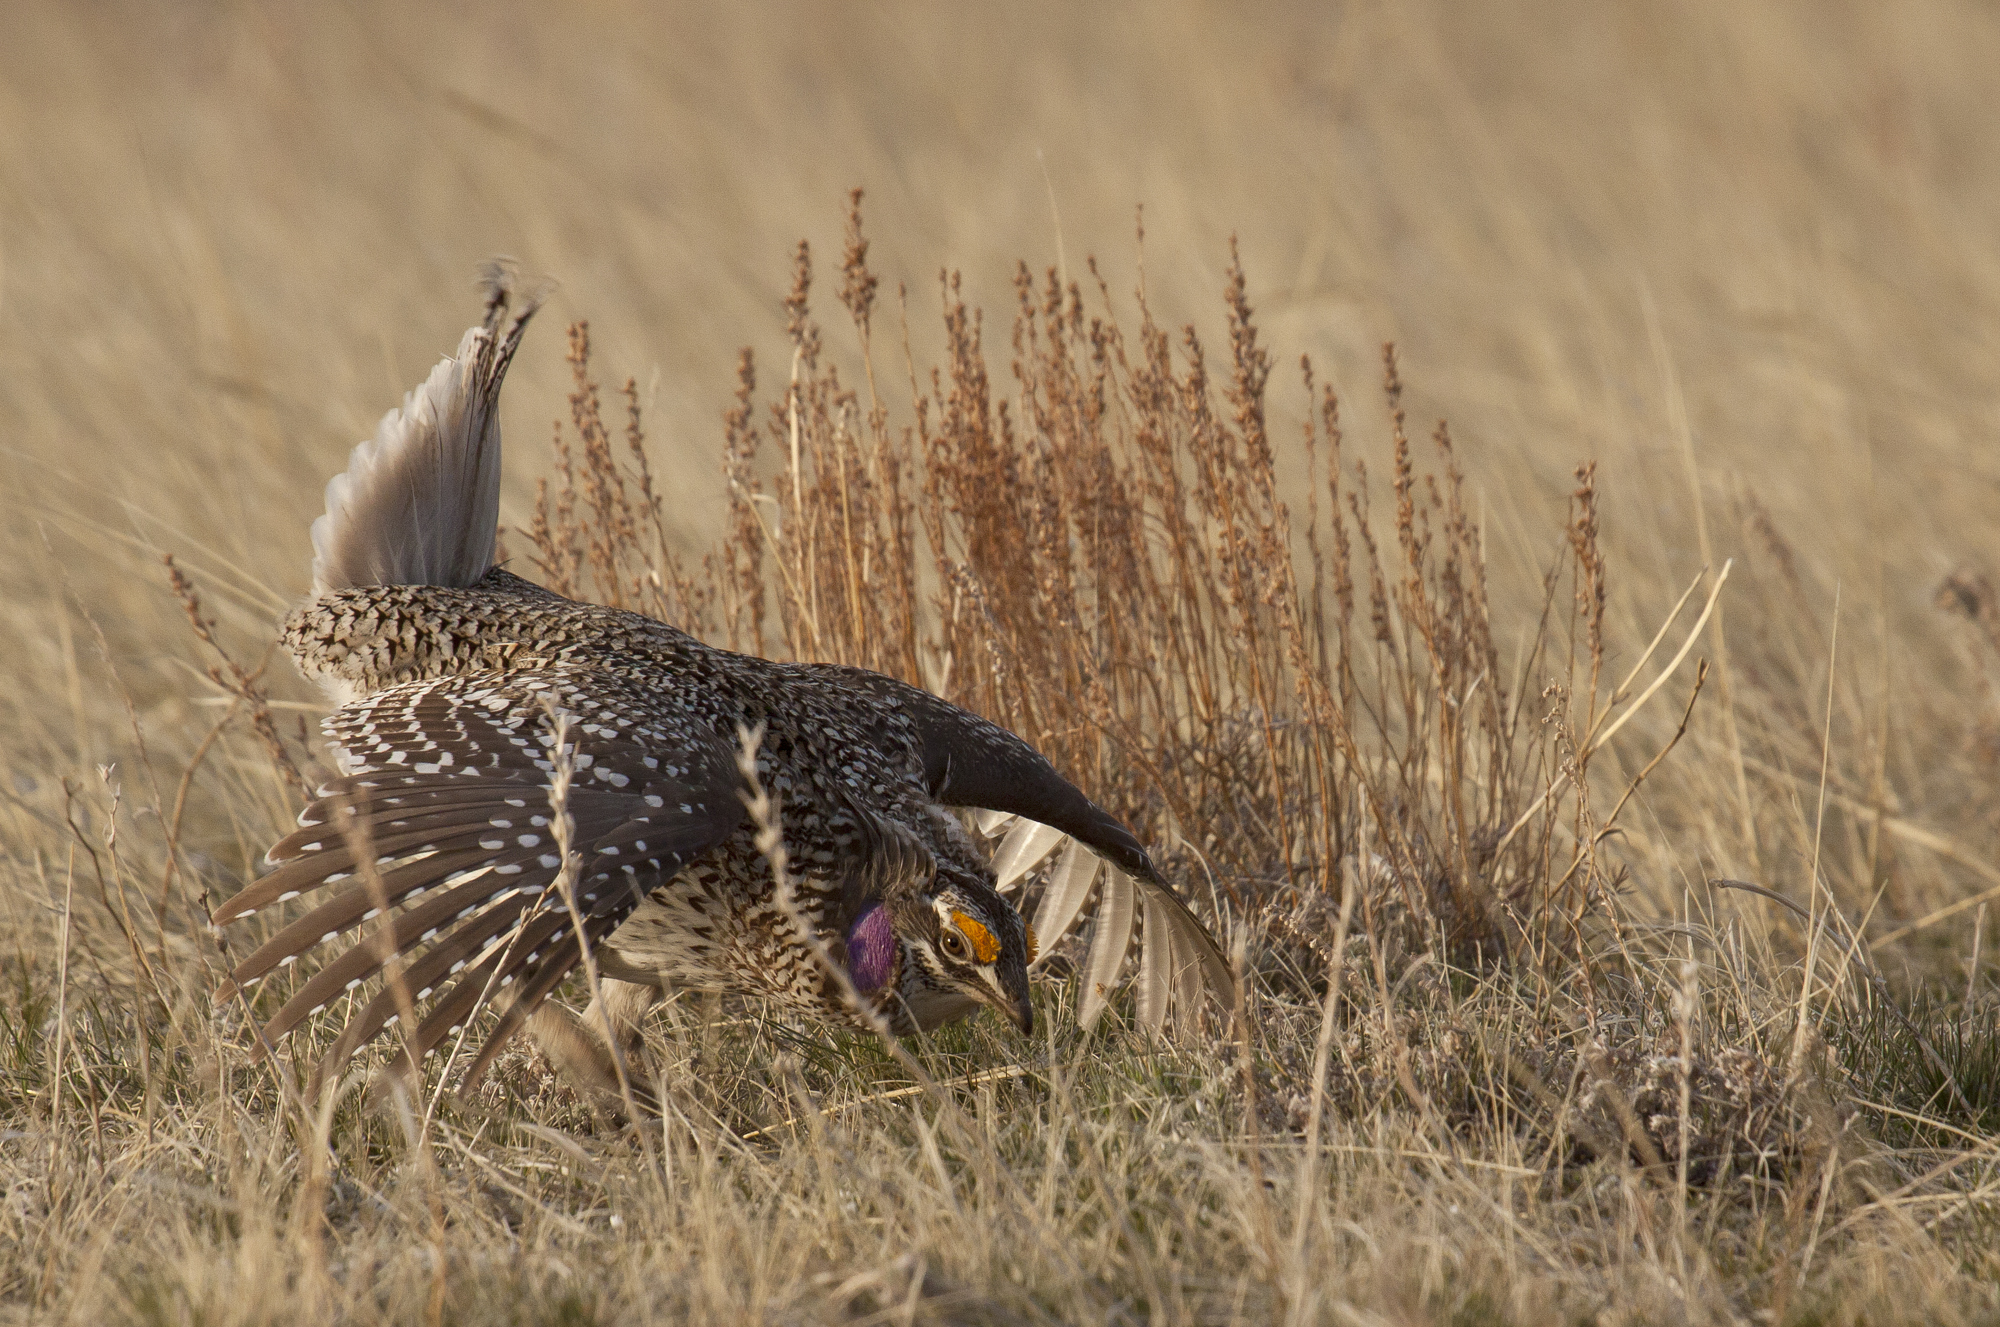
(981, 812, 1230, 1031)
(309, 268, 541, 595)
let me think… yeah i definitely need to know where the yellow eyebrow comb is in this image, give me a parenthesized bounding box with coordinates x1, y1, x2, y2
(949, 911, 1002, 964)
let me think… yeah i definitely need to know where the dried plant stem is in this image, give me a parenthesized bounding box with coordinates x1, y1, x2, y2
(1285, 854, 1356, 1327)
(538, 702, 669, 1199)
(47, 845, 76, 1190)
(1495, 560, 1733, 859)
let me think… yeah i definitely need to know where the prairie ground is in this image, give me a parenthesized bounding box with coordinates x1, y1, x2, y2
(3, 3, 2000, 1323)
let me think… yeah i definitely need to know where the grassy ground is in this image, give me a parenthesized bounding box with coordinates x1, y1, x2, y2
(4, 2, 2000, 1322)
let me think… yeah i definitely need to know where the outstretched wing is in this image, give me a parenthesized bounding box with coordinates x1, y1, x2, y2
(884, 682, 1233, 1032)
(213, 665, 744, 1090)
(977, 811, 1230, 1033)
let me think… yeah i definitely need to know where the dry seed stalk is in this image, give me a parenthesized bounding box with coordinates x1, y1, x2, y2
(527, 200, 1639, 970)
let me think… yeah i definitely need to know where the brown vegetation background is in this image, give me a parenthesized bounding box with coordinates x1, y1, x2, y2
(10, 0, 2000, 957)
(4, 3, 2000, 1322)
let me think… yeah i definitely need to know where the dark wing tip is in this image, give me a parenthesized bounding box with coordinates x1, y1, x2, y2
(881, 677, 1162, 880)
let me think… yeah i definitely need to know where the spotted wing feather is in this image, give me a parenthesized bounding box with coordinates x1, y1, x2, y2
(213, 667, 745, 1089)
(225, 844, 542, 994)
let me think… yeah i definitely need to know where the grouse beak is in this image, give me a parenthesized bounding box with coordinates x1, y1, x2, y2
(983, 967, 1034, 1036)
(1007, 993, 1034, 1036)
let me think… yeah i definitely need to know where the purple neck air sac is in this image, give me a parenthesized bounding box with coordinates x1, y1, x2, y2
(845, 903, 895, 995)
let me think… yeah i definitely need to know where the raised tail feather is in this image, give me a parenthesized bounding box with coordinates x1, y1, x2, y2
(310, 267, 541, 594)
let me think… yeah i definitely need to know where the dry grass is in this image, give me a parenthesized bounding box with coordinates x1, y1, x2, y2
(5, 3, 2000, 1323)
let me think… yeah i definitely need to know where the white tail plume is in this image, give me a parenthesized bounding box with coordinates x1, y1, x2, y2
(310, 268, 541, 594)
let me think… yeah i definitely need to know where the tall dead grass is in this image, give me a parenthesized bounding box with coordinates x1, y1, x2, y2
(3, 219, 1998, 1322)
(5, 4, 2000, 1320)
(526, 197, 1660, 981)
(0, 202, 1936, 1323)
(5, 2, 2000, 1299)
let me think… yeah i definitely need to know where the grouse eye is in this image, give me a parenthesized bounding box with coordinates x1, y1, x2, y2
(940, 929, 969, 960)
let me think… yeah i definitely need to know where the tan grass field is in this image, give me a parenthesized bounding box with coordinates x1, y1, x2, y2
(4, 2, 2000, 1323)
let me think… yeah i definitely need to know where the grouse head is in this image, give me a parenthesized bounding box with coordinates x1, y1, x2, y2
(845, 868, 1035, 1036)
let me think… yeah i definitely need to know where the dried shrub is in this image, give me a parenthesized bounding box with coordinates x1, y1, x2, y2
(525, 199, 1644, 985)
